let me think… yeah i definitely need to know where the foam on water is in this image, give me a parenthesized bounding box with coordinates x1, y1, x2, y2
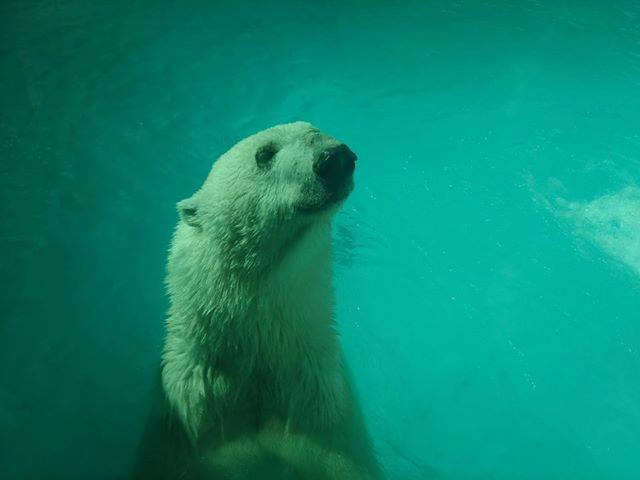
(558, 186, 640, 275)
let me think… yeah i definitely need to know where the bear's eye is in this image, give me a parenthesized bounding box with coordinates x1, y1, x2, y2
(255, 143, 278, 169)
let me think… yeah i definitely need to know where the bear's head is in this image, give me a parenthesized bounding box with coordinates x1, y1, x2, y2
(176, 122, 356, 273)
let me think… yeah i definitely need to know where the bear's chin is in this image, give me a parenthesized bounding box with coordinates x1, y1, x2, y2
(295, 198, 345, 217)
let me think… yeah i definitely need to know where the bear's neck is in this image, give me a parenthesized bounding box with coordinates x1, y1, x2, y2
(166, 221, 338, 358)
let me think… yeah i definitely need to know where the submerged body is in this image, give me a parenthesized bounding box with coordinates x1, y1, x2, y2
(133, 122, 381, 479)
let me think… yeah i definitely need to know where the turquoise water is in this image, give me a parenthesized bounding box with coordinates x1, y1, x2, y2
(2, 1, 640, 478)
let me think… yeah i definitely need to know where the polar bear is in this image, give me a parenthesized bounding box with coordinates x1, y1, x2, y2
(132, 122, 381, 479)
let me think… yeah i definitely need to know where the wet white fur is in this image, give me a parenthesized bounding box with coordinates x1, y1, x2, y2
(161, 122, 380, 478)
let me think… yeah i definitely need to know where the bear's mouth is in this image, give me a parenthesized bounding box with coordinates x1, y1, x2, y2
(296, 180, 353, 214)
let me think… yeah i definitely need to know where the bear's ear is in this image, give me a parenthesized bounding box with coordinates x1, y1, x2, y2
(177, 198, 200, 228)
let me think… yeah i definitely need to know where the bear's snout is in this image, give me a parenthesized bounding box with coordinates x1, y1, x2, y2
(313, 144, 357, 190)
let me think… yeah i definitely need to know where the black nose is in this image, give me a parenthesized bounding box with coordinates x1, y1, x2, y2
(313, 144, 357, 188)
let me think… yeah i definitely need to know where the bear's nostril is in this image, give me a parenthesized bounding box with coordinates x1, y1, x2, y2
(313, 144, 357, 188)
(314, 151, 333, 176)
